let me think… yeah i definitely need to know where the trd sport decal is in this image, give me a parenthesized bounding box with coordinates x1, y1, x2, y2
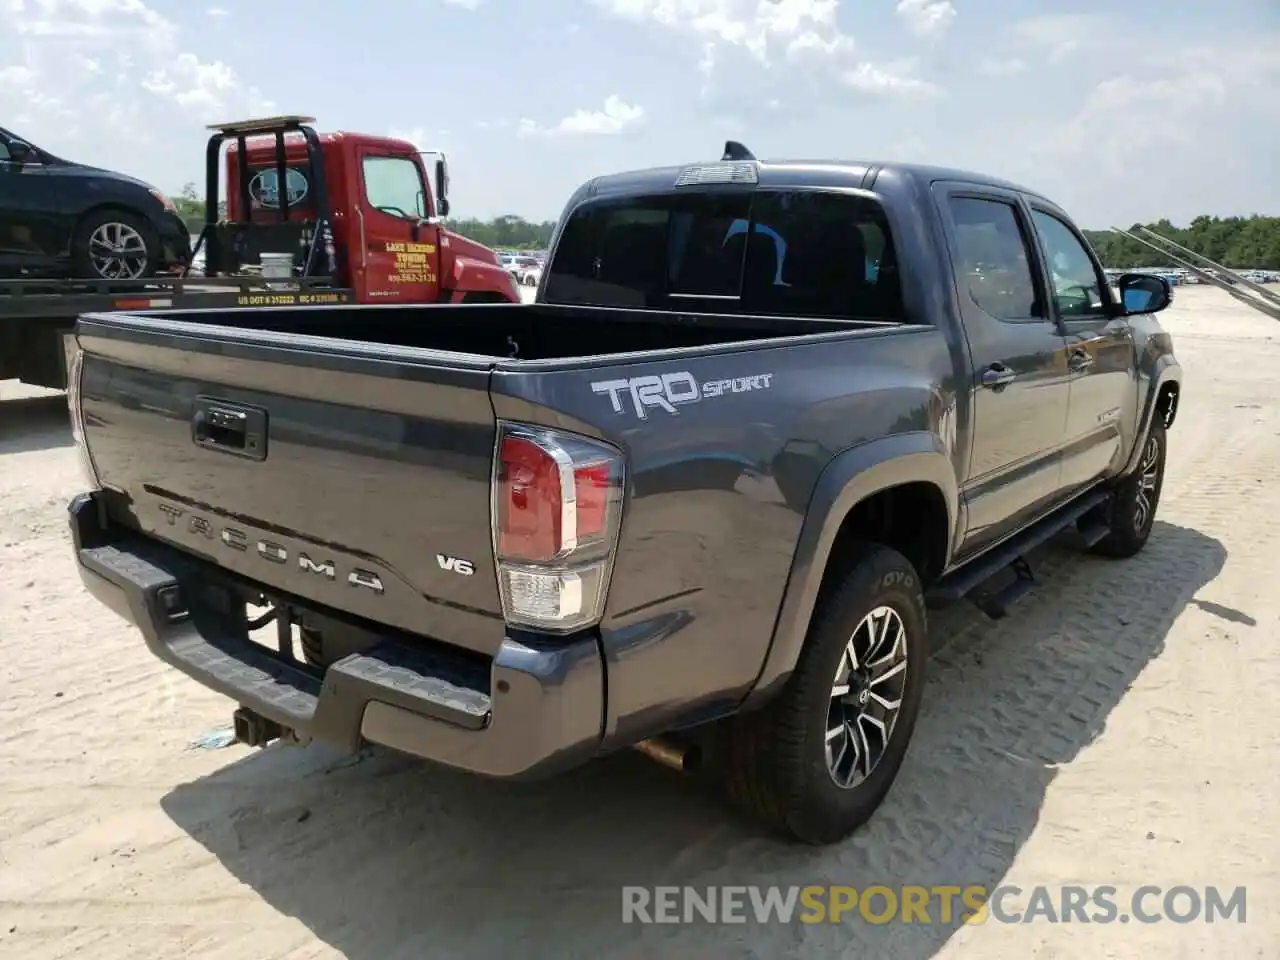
(590, 371, 774, 419)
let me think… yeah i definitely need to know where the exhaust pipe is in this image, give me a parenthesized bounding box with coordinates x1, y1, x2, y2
(634, 736, 701, 773)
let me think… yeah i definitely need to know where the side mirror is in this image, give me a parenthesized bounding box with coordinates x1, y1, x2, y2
(434, 157, 450, 219)
(1117, 273, 1172, 315)
(6, 140, 35, 164)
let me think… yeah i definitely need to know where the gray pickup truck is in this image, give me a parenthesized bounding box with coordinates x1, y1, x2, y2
(65, 143, 1182, 845)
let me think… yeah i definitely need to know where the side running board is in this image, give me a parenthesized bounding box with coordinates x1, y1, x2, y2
(927, 487, 1110, 618)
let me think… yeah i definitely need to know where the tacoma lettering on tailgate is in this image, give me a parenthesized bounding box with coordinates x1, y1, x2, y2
(156, 503, 385, 594)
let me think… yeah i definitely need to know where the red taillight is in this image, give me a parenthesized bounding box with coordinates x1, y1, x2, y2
(497, 434, 565, 562)
(491, 423, 625, 633)
(573, 462, 611, 540)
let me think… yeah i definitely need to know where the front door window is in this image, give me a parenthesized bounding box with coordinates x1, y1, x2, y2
(1029, 209, 1107, 318)
(362, 156, 426, 221)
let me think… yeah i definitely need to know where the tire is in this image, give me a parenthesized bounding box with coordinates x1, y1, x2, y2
(71, 208, 159, 280)
(299, 627, 325, 669)
(722, 542, 928, 844)
(1089, 419, 1166, 559)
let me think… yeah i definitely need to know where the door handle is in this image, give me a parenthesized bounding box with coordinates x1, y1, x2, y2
(981, 363, 1016, 390)
(1069, 350, 1095, 372)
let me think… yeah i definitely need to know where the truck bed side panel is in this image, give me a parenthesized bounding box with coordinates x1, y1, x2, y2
(76, 318, 505, 657)
(490, 325, 958, 744)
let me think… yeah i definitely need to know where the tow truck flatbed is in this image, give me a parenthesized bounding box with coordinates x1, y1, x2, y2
(0, 276, 354, 388)
(1, 275, 352, 318)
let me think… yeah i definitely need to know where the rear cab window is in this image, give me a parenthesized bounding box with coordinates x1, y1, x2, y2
(543, 189, 906, 322)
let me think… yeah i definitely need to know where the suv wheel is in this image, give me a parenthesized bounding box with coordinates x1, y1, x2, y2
(72, 209, 158, 280)
(1088, 418, 1166, 558)
(722, 542, 927, 844)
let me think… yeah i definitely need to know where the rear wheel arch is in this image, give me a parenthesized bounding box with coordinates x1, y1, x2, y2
(73, 201, 157, 235)
(744, 433, 958, 709)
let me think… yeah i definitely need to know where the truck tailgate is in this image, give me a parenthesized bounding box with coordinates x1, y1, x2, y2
(74, 315, 504, 657)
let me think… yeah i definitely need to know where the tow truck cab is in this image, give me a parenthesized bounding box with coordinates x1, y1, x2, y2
(205, 116, 518, 304)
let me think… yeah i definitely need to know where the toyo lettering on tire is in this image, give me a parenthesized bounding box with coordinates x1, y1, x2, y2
(720, 540, 928, 844)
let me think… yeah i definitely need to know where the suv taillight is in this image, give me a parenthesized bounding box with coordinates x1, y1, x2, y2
(491, 422, 625, 633)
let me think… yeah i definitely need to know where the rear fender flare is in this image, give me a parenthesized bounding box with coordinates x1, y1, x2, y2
(743, 431, 959, 708)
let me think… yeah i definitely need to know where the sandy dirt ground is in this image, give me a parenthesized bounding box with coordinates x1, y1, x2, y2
(1, 286, 1277, 959)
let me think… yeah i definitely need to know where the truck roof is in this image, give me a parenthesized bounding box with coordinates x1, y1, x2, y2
(225, 131, 416, 153)
(575, 157, 1050, 207)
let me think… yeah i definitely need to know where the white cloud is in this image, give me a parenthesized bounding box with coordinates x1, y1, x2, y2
(1043, 70, 1230, 175)
(842, 59, 943, 98)
(595, 0, 854, 69)
(1028, 32, 1278, 203)
(0, 64, 38, 90)
(595, 0, 946, 102)
(141, 53, 237, 112)
(442, 0, 484, 7)
(977, 56, 1026, 77)
(0, 0, 274, 182)
(389, 126, 451, 149)
(206, 6, 228, 16)
(895, 0, 956, 39)
(1007, 13, 1113, 64)
(518, 95, 646, 137)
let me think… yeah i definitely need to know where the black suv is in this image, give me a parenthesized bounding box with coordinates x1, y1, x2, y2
(0, 126, 191, 280)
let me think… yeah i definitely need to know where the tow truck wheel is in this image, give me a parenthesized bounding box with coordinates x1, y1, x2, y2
(1089, 418, 1166, 558)
(721, 542, 927, 844)
(71, 209, 159, 281)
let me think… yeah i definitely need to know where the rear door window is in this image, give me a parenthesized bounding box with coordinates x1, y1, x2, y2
(543, 188, 904, 321)
(946, 197, 1042, 321)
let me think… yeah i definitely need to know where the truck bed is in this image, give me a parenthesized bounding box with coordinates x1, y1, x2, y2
(70, 302, 941, 765)
(102, 300, 902, 362)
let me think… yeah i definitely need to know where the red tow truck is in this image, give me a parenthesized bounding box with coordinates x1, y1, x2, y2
(0, 115, 519, 389)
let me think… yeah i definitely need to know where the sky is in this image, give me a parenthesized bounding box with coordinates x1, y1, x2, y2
(1, 0, 1277, 229)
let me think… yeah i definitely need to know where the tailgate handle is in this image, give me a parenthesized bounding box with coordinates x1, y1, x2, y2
(192, 398, 268, 461)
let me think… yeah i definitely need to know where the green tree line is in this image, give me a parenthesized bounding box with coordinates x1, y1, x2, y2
(1083, 216, 1280, 270)
(443, 214, 556, 250)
